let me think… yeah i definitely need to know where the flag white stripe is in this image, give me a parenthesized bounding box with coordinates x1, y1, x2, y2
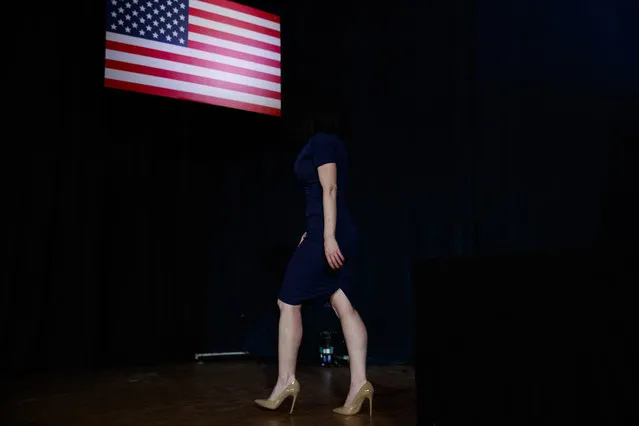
(106, 32, 280, 76)
(105, 68, 281, 108)
(190, 0, 280, 32)
(189, 15, 280, 46)
(188, 32, 280, 61)
(106, 49, 281, 92)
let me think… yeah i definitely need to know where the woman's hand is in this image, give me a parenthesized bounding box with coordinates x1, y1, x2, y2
(324, 235, 345, 270)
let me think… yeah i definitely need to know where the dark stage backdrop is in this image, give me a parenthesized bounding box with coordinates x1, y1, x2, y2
(3, 0, 638, 380)
(3, 0, 289, 375)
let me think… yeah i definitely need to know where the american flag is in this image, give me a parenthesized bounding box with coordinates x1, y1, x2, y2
(104, 0, 281, 116)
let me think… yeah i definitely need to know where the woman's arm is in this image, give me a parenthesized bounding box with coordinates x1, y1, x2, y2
(318, 163, 338, 238)
(318, 163, 344, 269)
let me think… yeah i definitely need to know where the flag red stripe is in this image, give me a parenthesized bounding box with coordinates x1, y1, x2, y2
(106, 40, 281, 84)
(187, 39, 280, 69)
(105, 59, 280, 99)
(189, 7, 280, 38)
(198, 0, 280, 24)
(188, 24, 280, 54)
(105, 79, 281, 116)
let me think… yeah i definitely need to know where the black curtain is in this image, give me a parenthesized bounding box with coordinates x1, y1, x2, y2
(410, 0, 638, 423)
(3, 69, 285, 375)
(3, 0, 288, 376)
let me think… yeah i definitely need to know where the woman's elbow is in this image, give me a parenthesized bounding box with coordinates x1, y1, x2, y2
(322, 184, 338, 195)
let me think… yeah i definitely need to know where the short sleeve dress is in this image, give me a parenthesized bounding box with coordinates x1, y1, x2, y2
(277, 132, 359, 306)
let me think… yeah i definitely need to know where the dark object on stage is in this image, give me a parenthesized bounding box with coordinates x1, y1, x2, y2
(319, 331, 335, 366)
(413, 249, 638, 425)
(319, 331, 348, 367)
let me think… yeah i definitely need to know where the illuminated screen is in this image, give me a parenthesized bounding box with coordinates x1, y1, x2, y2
(104, 0, 281, 116)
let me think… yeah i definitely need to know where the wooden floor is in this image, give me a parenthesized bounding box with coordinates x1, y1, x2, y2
(3, 361, 416, 426)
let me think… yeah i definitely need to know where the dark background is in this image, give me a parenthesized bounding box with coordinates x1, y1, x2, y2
(3, 0, 638, 422)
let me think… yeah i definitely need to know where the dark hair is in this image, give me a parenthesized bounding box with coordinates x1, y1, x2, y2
(297, 93, 346, 141)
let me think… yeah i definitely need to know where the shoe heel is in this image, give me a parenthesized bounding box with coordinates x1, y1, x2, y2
(368, 395, 373, 416)
(289, 393, 298, 414)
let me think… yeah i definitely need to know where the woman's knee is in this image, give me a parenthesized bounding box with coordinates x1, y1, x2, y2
(330, 289, 355, 318)
(332, 303, 356, 319)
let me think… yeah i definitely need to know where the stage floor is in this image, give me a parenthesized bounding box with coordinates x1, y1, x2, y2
(3, 361, 415, 426)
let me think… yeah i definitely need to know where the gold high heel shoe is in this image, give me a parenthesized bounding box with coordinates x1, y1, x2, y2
(333, 381, 374, 416)
(254, 379, 300, 414)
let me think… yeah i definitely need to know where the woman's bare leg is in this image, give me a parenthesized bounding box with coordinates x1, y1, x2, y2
(268, 299, 303, 400)
(330, 289, 368, 405)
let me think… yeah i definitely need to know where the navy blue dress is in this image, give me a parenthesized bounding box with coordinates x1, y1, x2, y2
(278, 132, 358, 306)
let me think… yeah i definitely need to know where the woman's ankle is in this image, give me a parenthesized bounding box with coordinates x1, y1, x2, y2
(278, 373, 296, 385)
(350, 377, 368, 388)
